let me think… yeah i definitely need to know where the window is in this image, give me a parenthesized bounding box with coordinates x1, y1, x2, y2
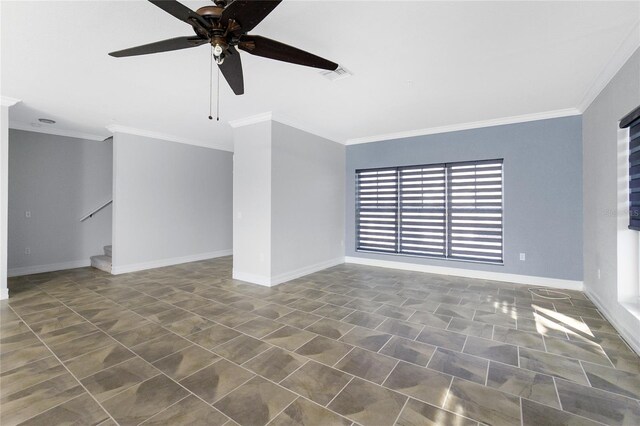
(356, 159, 503, 264)
(620, 105, 640, 231)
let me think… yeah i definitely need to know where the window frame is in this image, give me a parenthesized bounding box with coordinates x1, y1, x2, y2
(355, 158, 504, 265)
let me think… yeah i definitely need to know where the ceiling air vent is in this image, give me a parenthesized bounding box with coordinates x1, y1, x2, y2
(320, 65, 353, 81)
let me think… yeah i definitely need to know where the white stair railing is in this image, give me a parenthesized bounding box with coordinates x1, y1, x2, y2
(80, 199, 112, 222)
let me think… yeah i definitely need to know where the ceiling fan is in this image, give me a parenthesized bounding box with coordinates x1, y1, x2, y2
(109, 0, 339, 96)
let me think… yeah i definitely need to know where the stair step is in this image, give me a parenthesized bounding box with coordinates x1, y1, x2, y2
(91, 255, 112, 273)
(104, 245, 112, 257)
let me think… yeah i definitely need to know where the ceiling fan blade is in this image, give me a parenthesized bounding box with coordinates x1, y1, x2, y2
(238, 35, 338, 71)
(109, 36, 207, 57)
(148, 0, 209, 28)
(218, 46, 244, 95)
(221, 0, 282, 33)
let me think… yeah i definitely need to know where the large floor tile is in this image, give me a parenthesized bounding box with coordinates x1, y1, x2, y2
(383, 361, 452, 406)
(396, 398, 477, 426)
(444, 377, 521, 426)
(281, 360, 352, 405)
(270, 397, 351, 426)
(179, 359, 254, 403)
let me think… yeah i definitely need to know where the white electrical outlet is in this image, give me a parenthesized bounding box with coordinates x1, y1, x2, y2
(25, 247, 30, 255)
(519, 253, 526, 261)
(25, 211, 31, 218)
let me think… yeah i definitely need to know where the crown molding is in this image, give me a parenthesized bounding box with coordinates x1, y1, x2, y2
(345, 108, 582, 145)
(228, 112, 273, 128)
(1, 96, 21, 107)
(10, 121, 106, 141)
(229, 111, 341, 143)
(578, 22, 640, 113)
(106, 124, 233, 152)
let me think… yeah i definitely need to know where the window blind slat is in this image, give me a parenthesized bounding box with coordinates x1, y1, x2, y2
(356, 159, 503, 264)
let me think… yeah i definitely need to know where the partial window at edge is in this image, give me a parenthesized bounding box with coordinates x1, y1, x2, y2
(620, 105, 640, 231)
(356, 159, 504, 264)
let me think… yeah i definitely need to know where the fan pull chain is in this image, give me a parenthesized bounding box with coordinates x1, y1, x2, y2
(216, 66, 220, 121)
(208, 46, 213, 120)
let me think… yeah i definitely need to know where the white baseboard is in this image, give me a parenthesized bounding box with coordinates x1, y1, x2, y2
(233, 257, 345, 287)
(584, 289, 640, 355)
(232, 270, 272, 287)
(111, 249, 232, 275)
(0, 287, 8, 300)
(8, 259, 91, 277)
(344, 256, 583, 291)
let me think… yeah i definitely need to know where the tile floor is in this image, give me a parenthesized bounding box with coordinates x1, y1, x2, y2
(1, 257, 639, 425)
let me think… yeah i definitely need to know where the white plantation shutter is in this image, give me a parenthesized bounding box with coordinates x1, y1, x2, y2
(356, 159, 504, 264)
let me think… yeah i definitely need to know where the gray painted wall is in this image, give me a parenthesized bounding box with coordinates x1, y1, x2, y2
(8, 129, 112, 273)
(271, 122, 345, 277)
(583, 48, 639, 349)
(346, 116, 583, 281)
(232, 120, 272, 279)
(112, 133, 232, 271)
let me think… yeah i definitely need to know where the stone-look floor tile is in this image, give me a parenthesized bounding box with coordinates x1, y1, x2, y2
(243, 346, 307, 382)
(334, 347, 397, 384)
(374, 304, 415, 321)
(81, 357, 160, 402)
(278, 310, 322, 329)
(407, 311, 451, 329)
(131, 333, 191, 363)
(110, 323, 170, 348)
(444, 377, 521, 426)
(18, 393, 109, 426)
(376, 318, 422, 340)
(427, 348, 488, 384)
(318, 293, 353, 307)
(281, 360, 352, 405)
(229, 298, 270, 312)
(544, 336, 612, 366)
(162, 315, 215, 337)
(214, 334, 271, 364)
(519, 348, 589, 385)
(180, 359, 254, 403)
(312, 304, 354, 321)
(102, 374, 188, 426)
(65, 342, 135, 379)
(486, 361, 560, 408)
(28, 312, 88, 335)
(253, 303, 294, 320)
(581, 316, 619, 335)
(463, 336, 518, 366)
(234, 317, 284, 339)
(0, 357, 66, 398)
(555, 378, 640, 426)
(492, 326, 546, 351)
(48, 331, 115, 361)
(0, 342, 51, 373)
(521, 398, 602, 426)
(603, 346, 640, 374)
(517, 318, 569, 339)
(152, 345, 219, 381)
(11, 301, 66, 316)
(270, 397, 351, 426)
(402, 299, 440, 313)
(416, 326, 467, 351)
(95, 311, 147, 334)
(383, 361, 452, 406)
(295, 335, 353, 365)
(396, 398, 477, 426)
(38, 322, 98, 346)
(473, 311, 516, 328)
(435, 304, 476, 320)
(214, 376, 297, 426)
(379, 336, 436, 367)
(0, 373, 84, 425)
(344, 299, 384, 314)
(212, 309, 260, 328)
(305, 318, 354, 340)
(328, 377, 407, 426)
(288, 298, 326, 313)
(582, 361, 640, 399)
(189, 303, 230, 321)
(447, 318, 493, 339)
(342, 311, 386, 329)
(1, 319, 31, 338)
(186, 324, 241, 349)
(142, 395, 229, 425)
(0, 330, 40, 354)
(263, 325, 316, 352)
(339, 326, 392, 352)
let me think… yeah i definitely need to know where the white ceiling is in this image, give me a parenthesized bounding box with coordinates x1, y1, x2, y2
(2, 1, 639, 150)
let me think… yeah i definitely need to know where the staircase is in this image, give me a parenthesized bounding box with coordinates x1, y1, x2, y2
(91, 245, 112, 273)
